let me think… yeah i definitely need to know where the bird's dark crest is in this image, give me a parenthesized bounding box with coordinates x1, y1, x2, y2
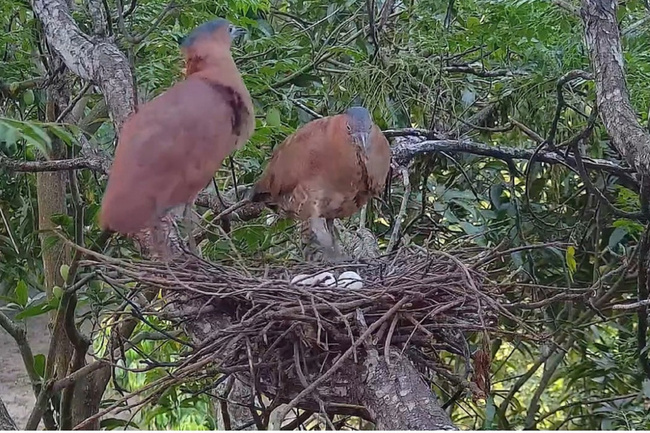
(181, 19, 230, 49)
(345, 106, 371, 123)
(345, 106, 373, 132)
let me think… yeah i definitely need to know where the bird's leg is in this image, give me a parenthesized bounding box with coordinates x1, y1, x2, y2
(326, 218, 352, 262)
(183, 203, 198, 255)
(310, 217, 348, 263)
(300, 219, 319, 261)
(150, 219, 172, 261)
(309, 217, 334, 261)
(326, 218, 336, 239)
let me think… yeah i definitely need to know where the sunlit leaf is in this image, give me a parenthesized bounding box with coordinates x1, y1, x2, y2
(15, 280, 28, 308)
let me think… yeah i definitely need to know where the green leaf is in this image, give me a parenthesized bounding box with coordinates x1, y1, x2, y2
(15, 280, 28, 308)
(483, 395, 497, 429)
(608, 227, 627, 249)
(23, 89, 34, 105)
(489, 184, 504, 209)
(100, 418, 140, 430)
(265, 108, 281, 127)
(15, 297, 58, 320)
(466, 16, 481, 29)
(459, 221, 481, 235)
(2, 125, 18, 149)
(47, 125, 76, 147)
(566, 246, 576, 277)
(21, 124, 52, 156)
(33, 354, 46, 378)
(60, 264, 70, 282)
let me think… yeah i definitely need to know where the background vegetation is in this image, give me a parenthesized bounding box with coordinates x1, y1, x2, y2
(2, 0, 650, 429)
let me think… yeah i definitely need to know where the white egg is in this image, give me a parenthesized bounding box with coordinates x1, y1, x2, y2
(291, 274, 313, 285)
(265, 214, 279, 226)
(337, 271, 363, 290)
(313, 272, 337, 287)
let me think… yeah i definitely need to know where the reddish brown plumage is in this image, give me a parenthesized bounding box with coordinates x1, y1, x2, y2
(99, 20, 254, 235)
(251, 110, 391, 222)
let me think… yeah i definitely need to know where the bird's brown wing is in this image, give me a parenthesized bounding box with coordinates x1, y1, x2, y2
(252, 115, 369, 220)
(366, 124, 392, 196)
(252, 116, 332, 204)
(100, 78, 246, 233)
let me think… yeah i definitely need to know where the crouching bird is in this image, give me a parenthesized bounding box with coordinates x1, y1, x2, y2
(250, 106, 391, 262)
(99, 19, 254, 256)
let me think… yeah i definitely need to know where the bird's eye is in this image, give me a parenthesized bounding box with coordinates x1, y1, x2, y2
(346, 124, 352, 132)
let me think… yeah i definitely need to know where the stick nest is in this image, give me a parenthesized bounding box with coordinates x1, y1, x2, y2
(83, 247, 506, 413)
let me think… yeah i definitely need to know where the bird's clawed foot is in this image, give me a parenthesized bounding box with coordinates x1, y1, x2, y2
(323, 249, 353, 264)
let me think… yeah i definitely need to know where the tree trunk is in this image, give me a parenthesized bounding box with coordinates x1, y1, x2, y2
(358, 348, 456, 430)
(581, 0, 650, 176)
(0, 397, 17, 430)
(581, 0, 650, 380)
(30, 0, 136, 428)
(35, 64, 75, 432)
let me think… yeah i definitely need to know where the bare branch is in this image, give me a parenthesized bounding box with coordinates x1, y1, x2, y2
(361, 349, 456, 430)
(391, 138, 636, 185)
(0, 78, 45, 99)
(387, 167, 411, 252)
(0, 155, 106, 173)
(443, 64, 525, 78)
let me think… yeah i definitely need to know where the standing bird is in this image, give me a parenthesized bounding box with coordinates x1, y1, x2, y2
(250, 107, 391, 262)
(99, 19, 254, 255)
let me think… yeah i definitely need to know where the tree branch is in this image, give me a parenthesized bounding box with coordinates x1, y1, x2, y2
(0, 396, 17, 430)
(442, 64, 524, 78)
(0, 312, 42, 397)
(0, 78, 45, 99)
(31, 0, 135, 130)
(581, 0, 650, 177)
(0, 155, 106, 173)
(391, 137, 636, 185)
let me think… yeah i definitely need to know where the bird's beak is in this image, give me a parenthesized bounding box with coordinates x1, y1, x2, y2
(353, 132, 370, 152)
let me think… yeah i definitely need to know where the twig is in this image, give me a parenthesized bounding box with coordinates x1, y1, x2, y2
(387, 167, 410, 252)
(51, 361, 108, 393)
(611, 298, 650, 310)
(442, 65, 523, 78)
(383, 314, 399, 365)
(55, 81, 92, 123)
(509, 117, 545, 143)
(537, 393, 637, 423)
(25, 381, 53, 430)
(571, 141, 644, 220)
